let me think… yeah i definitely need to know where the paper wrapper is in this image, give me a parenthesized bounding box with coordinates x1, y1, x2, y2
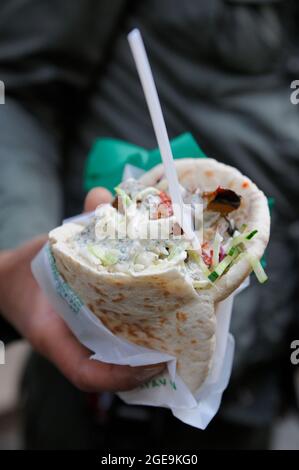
(31, 229, 248, 430)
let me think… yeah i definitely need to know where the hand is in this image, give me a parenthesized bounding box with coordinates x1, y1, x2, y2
(0, 188, 165, 392)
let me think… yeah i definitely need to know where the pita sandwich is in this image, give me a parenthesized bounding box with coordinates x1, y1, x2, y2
(49, 158, 270, 393)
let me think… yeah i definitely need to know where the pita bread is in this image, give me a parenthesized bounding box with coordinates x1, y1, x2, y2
(49, 158, 270, 393)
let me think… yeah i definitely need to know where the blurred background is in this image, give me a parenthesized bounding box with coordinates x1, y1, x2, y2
(0, 0, 299, 450)
(0, 342, 298, 449)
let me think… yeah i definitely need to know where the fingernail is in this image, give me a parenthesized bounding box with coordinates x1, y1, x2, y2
(134, 364, 165, 383)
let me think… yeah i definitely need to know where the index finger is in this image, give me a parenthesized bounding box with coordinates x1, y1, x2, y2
(84, 187, 113, 212)
(36, 313, 165, 392)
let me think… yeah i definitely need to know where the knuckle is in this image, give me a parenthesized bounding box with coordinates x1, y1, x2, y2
(28, 322, 48, 355)
(109, 365, 139, 392)
(72, 365, 94, 392)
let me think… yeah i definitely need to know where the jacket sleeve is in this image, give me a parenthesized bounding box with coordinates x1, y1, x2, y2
(0, 0, 126, 248)
(0, 0, 127, 248)
(0, 0, 94, 248)
(0, 0, 115, 341)
(0, 0, 106, 248)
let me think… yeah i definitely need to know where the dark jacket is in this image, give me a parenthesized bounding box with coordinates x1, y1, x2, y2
(0, 0, 298, 430)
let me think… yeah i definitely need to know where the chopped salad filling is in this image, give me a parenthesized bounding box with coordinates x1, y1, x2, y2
(71, 178, 267, 288)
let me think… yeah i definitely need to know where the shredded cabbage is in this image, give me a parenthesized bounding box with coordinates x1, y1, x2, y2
(193, 280, 210, 289)
(212, 232, 223, 268)
(88, 245, 119, 266)
(115, 187, 133, 207)
(134, 187, 160, 201)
